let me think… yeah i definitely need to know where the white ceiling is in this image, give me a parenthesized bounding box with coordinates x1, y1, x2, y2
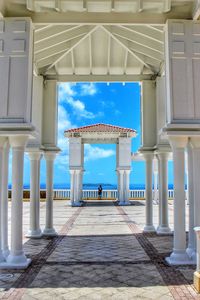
(1, 0, 195, 79)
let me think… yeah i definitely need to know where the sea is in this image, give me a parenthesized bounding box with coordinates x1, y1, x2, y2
(8, 183, 175, 190)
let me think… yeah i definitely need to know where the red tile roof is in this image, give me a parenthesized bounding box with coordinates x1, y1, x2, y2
(65, 123, 136, 133)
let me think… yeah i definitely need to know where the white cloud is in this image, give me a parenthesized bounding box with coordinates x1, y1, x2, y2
(67, 98, 95, 119)
(84, 144, 115, 161)
(80, 83, 98, 96)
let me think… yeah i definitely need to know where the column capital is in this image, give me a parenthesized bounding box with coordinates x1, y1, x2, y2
(28, 151, 43, 161)
(168, 136, 188, 149)
(9, 135, 29, 148)
(157, 151, 170, 161)
(44, 151, 57, 161)
(142, 152, 154, 161)
(190, 137, 200, 149)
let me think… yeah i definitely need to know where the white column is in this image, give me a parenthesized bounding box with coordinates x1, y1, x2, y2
(123, 170, 131, 205)
(70, 170, 75, 205)
(157, 152, 171, 235)
(43, 152, 57, 236)
(153, 159, 158, 203)
(186, 141, 195, 259)
(166, 136, 192, 265)
(143, 153, 155, 232)
(194, 227, 200, 292)
(1, 140, 10, 258)
(26, 152, 42, 238)
(0, 137, 7, 264)
(7, 135, 31, 268)
(189, 137, 200, 261)
(118, 170, 124, 205)
(72, 169, 82, 207)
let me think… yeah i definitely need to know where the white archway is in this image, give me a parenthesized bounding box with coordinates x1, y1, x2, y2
(65, 123, 136, 206)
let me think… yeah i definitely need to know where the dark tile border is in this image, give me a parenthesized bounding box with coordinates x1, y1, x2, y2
(115, 205, 200, 300)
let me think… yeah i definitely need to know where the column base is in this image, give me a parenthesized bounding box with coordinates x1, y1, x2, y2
(0, 258, 31, 270)
(118, 201, 131, 206)
(143, 225, 156, 233)
(71, 201, 83, 207)
(156, 226, 172, 235)
(0, 252, 6, 263)
(194, 271, 200, 293)
(165, 251, 195, 265)
(43, 228, 58, 236)
(25, 229, 42, 239)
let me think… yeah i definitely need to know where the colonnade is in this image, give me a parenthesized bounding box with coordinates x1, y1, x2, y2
(0, 135, 57, 269)
(142, 136, 200, 266)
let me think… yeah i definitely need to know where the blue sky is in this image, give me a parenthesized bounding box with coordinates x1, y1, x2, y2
(8, 82, 174, 187)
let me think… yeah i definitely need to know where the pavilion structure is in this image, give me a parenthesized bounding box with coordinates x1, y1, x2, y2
(1, 0, 200, 291)
(65, 123, 136, 206)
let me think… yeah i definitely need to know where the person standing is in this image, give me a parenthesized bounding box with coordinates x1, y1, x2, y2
(98, 185, 103, 200)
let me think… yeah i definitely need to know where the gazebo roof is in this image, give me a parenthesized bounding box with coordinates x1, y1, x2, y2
(65, 123, 136, 133)
(65, 123, 136, 143)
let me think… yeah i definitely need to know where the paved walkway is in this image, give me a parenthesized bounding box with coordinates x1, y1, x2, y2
(0, 200, 199, 300)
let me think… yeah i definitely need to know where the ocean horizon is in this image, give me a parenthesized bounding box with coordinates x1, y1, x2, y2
(8, 183, 175, 190)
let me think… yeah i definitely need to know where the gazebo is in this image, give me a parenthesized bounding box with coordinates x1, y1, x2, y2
(1, 0, 200, 291)
(65, 123, 136, 206)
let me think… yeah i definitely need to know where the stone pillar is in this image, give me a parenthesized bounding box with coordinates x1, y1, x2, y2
(166, 136, 191, 265)
(70, 170, 75, 205)
(124, 170, 131, 205)
(6, 135, 31, 268)
(118, 170, 124, 204)
(1, 140, 10, 258)
(157, 152, 171, 235)
(72, 169, 83, 207)
(153, 162, 158, 204)
(0, 137, 7, 263)
(186, 141, 195, 259)
(43, 152, 57, 236)
(143, 152, 155, 232)
(26, 152, 42, 238)
(194, 227, 200, 293)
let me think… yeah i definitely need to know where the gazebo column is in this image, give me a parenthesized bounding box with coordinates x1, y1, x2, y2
(6, 135, 31, 268)
(124, 169, 131, 204)
(1, 140, 10, 258)
(117, 170, 124, 204)
(0, 137, 7, 264)
(189, 137, 200, 261)
(157, 152, 171, 235)
(166, 136, 191, 265)
(70, 170, 75, 204)
(26, 152, 42, 238)
(143, 152, 155, 232)
(72, 169, 83, 207)
(186, 141, 195, 259)
(43, 152, 57, 236)
(153, 158, 158, 203)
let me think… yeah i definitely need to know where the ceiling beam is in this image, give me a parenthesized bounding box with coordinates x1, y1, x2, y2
(37, 50, 68, 69)
(110, 25, 164, 53)
(46, 25, 98, 72)
(120, 25, 163, 43)
(35, 25, 90, 53)
(45, 74, 154, 82)
(35, 25, 79, 43)
(28, 11, 192, 25)
(102, 25, 154, 72)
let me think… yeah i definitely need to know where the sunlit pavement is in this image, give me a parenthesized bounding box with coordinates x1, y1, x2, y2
(0, 200, 198, 300)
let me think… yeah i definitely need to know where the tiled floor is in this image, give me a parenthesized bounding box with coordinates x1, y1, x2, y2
(0, 200, 198, 300)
